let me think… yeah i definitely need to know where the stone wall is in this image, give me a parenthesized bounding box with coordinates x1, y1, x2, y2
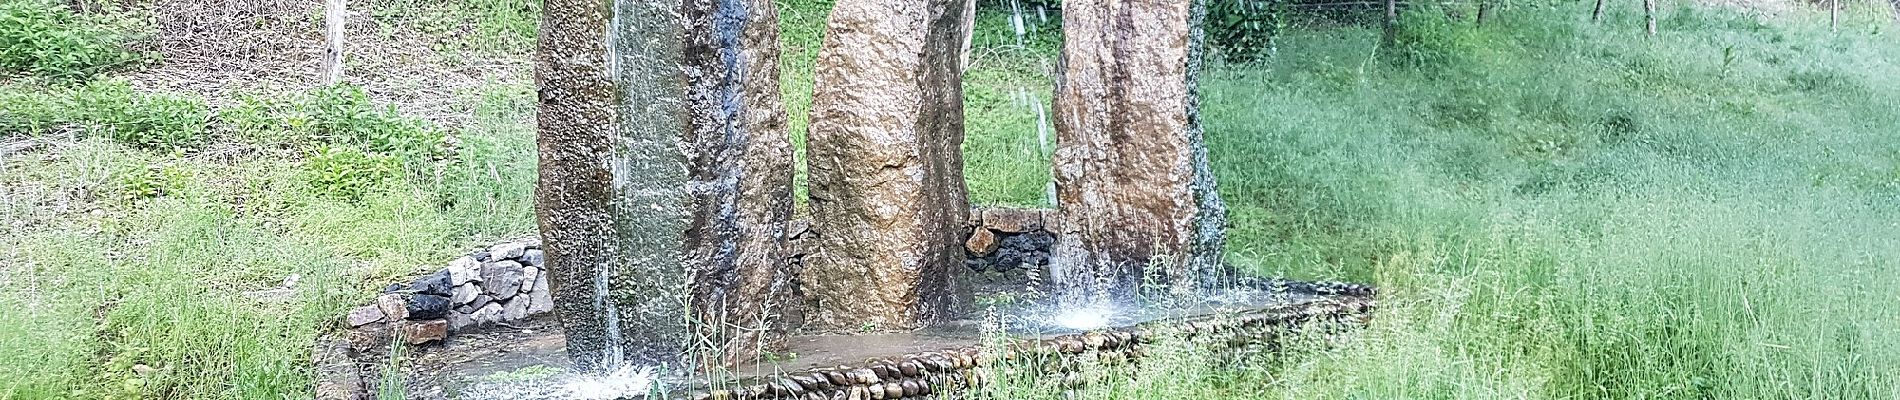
(341, 239, 550, 347)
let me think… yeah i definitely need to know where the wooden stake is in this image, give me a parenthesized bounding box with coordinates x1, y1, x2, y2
(321, 0, 346, 85)
(1592, 0, 1606, 23)
(1831, 0, 1840, 32)
(1643, 0, 1656, 36)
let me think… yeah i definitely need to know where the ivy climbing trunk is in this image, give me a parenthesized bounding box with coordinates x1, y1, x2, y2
(1050, 0, 1229, 309)
(803, 0, 974, 331)
(536, 0, 795, 372)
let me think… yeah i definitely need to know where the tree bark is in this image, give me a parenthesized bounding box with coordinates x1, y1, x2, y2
(536, 0, 795, 371)
(1384, 0, 1400, 44)
(803, 0, 974, 331)
(1644, 0, 1657, 36)
(1476, 0, 1490, 26)
(321, 0, 345, 85)
(1831, 0, 1840, 32)
(1592, 0, 1605, 23)
(1051, 0, 1229, 308)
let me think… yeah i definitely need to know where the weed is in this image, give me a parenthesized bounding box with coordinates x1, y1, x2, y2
(0, 0, 143, 80)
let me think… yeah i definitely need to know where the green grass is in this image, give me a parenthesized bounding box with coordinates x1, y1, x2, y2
(969, 3, 1900, 399)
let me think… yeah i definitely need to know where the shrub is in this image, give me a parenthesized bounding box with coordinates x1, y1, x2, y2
(0, 80, 208, 150)
(225, 85, 445, 162)
(75, 80, 210, 150)
(303, 145, 403, 201)
(0, 0, 142, 80)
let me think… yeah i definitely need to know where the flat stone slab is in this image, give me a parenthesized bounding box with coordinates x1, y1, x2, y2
(361, 279, 1371, 400)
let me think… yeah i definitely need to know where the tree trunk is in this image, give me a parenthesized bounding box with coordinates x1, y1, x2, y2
(536, 0, 795, 371)
(1384, 0, 1400, 44)
(1831, 0, 1840, 32)
(1644, 0, 1656, 36)
(803, 0, 974, 331)
(1051, 0, 1229, 308)
(1476, 0, 1490, 26)
(321, 0, 345, 85)
(1592, 0, 1605, 23)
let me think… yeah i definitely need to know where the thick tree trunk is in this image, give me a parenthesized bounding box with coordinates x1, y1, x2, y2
(1592, 0, 1605, 23)
(536, 0, 794, 371)
(1051, 0, 1229, 308)
(1644, 0, 1657, 36)
(803, 0, 974, 331)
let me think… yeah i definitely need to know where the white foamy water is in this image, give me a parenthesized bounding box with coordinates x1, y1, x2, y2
(457, 366, 658, 400)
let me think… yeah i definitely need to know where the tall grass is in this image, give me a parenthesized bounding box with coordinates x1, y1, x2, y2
(1193, 3, 1900, 398)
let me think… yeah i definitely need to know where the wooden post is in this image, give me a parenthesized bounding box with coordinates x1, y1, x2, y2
(1476, 0, 1491, 25)
(1382, 0, 1399, 45)
(1643, 0, 1656, 36)
(1592, 0, 1606, 23)
(321, 0, 345, 85)
(1831, 0, 1840, 32)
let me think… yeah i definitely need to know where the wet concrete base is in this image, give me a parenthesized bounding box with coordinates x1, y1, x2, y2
(359, 277, 1367, 399)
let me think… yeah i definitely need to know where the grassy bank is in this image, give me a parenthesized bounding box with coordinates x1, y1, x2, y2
(976, 3, 1900, 399)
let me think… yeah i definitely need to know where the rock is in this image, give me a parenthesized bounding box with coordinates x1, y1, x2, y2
(471, 251, 492, 262)
(376, 293, 409, 321)
(345, 305, 385, 327)
(480, 260, 524, 300)
(519, 249, 544, 267)
(406, 294, 451, 320)
(803, 0, 972, 331)
(470, 302, 505, 325)
(397, 319, 448, 345)
(382, 283, 405, 293)
(965, 228, 998, 256)
(520, 266, 540, 293)
(448, 256, 482, 285)
(501, 298, 530, 321)
(346, 323, 391, 353)
(447, 310, 477, 331)
(409, 270, 454, 297)
(468, 294, 495, 311)
(527, 278, 555, 314)
(488, 242, 527, 260)
(982, 208, 1043, 233)
(451, 282, 480, 305)
(1053, 0, 1229, 305)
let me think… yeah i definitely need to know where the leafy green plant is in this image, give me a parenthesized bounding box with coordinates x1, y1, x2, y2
(304, 145, 403, 201)
(225, 85, 445, 162)
(74, 80, 210, 150)
(117, 164, 192, 203)
(0, 0, 142, 80)
(0, 80, 208, 149)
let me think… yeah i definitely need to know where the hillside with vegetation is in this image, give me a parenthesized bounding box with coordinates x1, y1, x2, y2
(1, 0, 1896, 398)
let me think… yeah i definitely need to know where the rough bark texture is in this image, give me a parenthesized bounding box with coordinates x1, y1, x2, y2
(1050, 0, 1229, 308)
(681, 0, 799, 367)
(803, 0, 973, 331)
(536, 0, 795, 371)
(535, 0, 692, 371)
